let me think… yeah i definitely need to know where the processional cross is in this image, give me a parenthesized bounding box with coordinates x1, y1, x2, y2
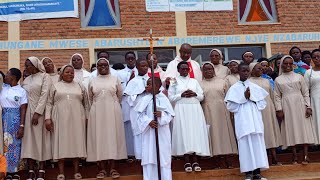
(139, 29, 164, 180)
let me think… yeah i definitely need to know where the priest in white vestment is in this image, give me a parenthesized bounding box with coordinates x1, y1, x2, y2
(123, 59, 149, 159)
(70, 53, 92, 90)
(164, 43, 202, 82)
(135, 78, 175, 180)
(225, 63, 269, 179)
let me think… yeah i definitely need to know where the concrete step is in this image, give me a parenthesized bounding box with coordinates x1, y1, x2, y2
(82, 163, 320, 180)
(17, 151, 320, 179)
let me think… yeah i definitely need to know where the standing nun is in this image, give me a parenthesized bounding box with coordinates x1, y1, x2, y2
(21, 57, 52, 180)
(200, 62, 237, 168)
(70, 53, 92, 90)
(249, 62, 283, 165)
(242, 51, 254, 65)
(87, 58, 127, 179)
(45, 65, 89, 180)
(275, 55, 317, 164)
(209, 49, 230, 79)
(225, 60, 241, 88)
(41, 57, 59, 84)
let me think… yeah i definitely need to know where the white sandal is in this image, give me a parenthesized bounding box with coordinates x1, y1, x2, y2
(74, 173, 82, 180)
(192, 162, 202, 172)
(36, 170, 45, 180)
(57, 174, 65, 180)
(184, 163, 192, 173)
(26, 170, 36, 180)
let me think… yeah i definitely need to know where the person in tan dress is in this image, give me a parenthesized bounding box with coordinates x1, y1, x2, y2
(45, 65, 89, 180)
(21, 57, 52, 180)
(249, 62, 283, 165)
(41, 57, 59, 84)
(70, 53, 92, 90)
(209, 49, 230, 79)
(242, 51, 254, 65)
(87, 58, 127, 179)
(225, 60, 240, 88)
(225, 60, 240, 133)
(200, 62, 237, 168)
(275, 55, 317, 165)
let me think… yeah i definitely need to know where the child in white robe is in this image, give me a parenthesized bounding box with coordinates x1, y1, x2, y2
(123, 59, 149, 159)
(118, 52, 138, 157)
(135, 77, 174, 180)
(225, 63, 269, 180)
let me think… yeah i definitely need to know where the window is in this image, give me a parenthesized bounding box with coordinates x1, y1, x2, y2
(191, 45, 265, 64)
(238, 0, 278, 24)
(95, 48, 176, 67)
(81, 0, 121, 28)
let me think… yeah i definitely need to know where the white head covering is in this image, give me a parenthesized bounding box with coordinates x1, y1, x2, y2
(28, 56, 46, 73)
(209, 48, 223, 64)
(229, 60, 241, 65)
(279, 55, 294, 75)
(201, 62, 216, 80)
(59, 64, 74, 81)
(243, 51, 254, 56)
(96, 58, 110, 75)
(249, 62, 259, 73)
(70, 53, 84, 69)
(41, 57, 58, 75)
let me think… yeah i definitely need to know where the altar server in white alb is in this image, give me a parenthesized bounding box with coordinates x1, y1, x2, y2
(164, 43, 202, 82)
(118, 52, 138, 157)
(225, 63, 269, 180)
(135, 77, 175, 180)
(123, 59, 149, 159)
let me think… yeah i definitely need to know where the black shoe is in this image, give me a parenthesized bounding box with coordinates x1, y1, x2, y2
(245, 174, 253, 180)
(253, 174, 267, 180)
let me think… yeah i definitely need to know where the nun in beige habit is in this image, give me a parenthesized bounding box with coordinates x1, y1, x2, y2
(199, 62, 237, 168)
(45, 64, 89, 180)
(225, 60, 240, 88)
(249, 62, 283, 165)
(21, 57, 52, 180)
(274, 55, 317, 165)
(209, 49, 230, 79)
(70, 53, 91, 91)
(41, 57, 59, 84)
(87, 58, 127, 179)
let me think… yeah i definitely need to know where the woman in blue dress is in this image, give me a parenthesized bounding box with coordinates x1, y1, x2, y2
(0, 68, 27, 179)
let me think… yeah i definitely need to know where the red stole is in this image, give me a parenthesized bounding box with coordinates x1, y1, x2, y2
(187, 61, 195, 78)
(148, 72, 160, 78)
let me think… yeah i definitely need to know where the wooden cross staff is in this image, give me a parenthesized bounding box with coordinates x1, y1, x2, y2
(139, 29, 163, 180)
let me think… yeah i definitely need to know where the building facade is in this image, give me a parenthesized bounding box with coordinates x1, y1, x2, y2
(0, 0, 319, 71)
